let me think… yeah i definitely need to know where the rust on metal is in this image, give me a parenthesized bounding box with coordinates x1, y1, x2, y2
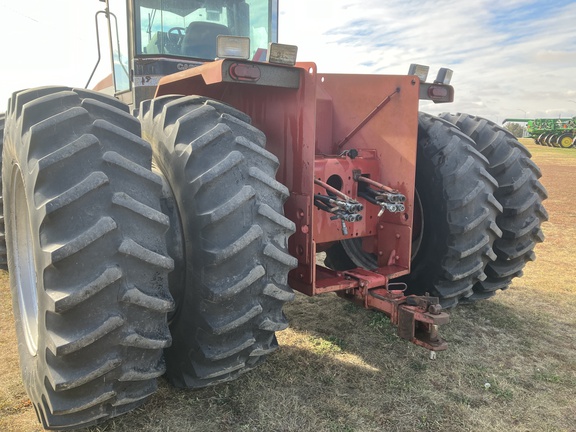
(366, 287, 449, 351)
(358, 279, 448, 351)
(323, 268, 450, 351)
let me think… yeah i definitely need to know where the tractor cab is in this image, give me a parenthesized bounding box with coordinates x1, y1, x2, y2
(136, 0, 272, 59)
(96, 0, 278, 105)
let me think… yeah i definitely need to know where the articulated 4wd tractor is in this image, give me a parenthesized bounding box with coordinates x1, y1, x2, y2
(1, 0, 547, 429)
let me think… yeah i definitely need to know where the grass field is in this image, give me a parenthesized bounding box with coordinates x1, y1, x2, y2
(1, 139, 574, 432)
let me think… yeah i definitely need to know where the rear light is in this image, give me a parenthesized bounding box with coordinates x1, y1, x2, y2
(428, 86, 449, 98)
(229, 63, 261, 82)
(412, 65, 455, 103)
(426, 84, 453, 103)
(217, 35, 250, 59)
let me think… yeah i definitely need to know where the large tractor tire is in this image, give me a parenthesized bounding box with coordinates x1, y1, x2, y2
(3, 87, 174, 430)
(440, 114, 548, 298)
(557, 133, 574, 148)
(140, 95, 297, 389)
(325, 113, 502, 308)
(0, 113, 7, 270)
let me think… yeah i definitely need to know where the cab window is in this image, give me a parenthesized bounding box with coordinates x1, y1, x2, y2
(135, 0, 271, 61)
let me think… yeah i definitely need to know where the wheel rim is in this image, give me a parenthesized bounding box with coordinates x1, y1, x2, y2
(411, 189, 424, 260)
(11, 167, 39, 356)
(341, 237, 377, 269)
(560, 136, 573, 148)
(340, 190, 423, 268)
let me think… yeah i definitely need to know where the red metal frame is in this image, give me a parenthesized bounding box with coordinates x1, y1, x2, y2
(155, 60, 448, 350)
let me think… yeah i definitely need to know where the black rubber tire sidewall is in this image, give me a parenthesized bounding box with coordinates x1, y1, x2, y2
(140, 95, 296, 389)
(3, 87, 173, 430)
(440, 113, 548, 297)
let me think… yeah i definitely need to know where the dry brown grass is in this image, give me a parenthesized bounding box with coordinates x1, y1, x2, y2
(1, 139, 575, 432)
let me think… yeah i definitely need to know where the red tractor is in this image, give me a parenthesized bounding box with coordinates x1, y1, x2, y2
(0, 0, 547, 429)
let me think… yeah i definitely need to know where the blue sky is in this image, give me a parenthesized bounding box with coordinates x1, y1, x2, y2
(280, 0, 576, 122)
(1, 0, 575, 123)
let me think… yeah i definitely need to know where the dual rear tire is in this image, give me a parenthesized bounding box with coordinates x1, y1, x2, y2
(3, 90, 295, 429)
(3, 87, 174, 429)
(139, 95, 296, 389)
(440, 114, 548, 299)
(326, 113, 547, 308)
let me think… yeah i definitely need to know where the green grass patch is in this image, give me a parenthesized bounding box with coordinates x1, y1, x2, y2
(309, 335, 345, 355)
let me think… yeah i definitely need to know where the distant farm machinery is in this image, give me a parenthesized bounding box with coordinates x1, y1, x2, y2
(503, 117, 576, 148)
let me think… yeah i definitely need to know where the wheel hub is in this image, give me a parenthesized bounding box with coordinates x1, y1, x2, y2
(560, 136, 573, 148)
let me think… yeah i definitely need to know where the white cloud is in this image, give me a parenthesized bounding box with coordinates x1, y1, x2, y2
(280, 0, 576, 122)
(0, 0, 574, 124)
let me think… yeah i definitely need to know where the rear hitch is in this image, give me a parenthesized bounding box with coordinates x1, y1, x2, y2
(367, 287, 449, 351)
(342, 269, 449, 352)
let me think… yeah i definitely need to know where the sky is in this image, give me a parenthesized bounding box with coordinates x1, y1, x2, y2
(1, 0, 575, 124)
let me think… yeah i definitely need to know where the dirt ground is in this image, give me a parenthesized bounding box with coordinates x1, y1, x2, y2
(0, 139, 574, 432)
